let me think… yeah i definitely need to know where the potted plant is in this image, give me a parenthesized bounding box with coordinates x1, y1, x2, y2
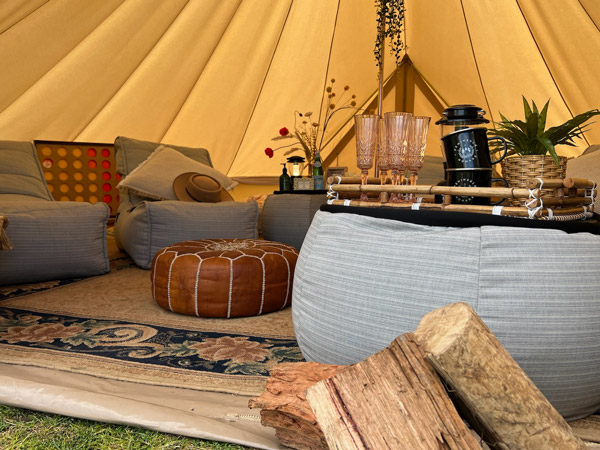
(491, 96, 600, 191)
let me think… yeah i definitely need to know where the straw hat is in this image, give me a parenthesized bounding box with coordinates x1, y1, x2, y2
(172, 172, 233, 202)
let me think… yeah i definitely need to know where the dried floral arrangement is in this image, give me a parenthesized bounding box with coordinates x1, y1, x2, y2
(264, 79, 357, 167)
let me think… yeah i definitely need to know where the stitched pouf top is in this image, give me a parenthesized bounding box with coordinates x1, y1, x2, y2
(151, 239, 299, 318)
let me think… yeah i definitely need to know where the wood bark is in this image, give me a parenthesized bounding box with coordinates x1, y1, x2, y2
(414, 301, 587, 450)
(570, 415, 600, 444)
(248, 361, 345, 450)
(305, 332, 482, 450)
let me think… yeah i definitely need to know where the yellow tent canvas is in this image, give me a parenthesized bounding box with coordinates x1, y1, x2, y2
(0, 0, 598, 187)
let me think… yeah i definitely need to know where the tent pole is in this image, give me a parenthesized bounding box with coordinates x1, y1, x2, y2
(375, 15, 385, 177)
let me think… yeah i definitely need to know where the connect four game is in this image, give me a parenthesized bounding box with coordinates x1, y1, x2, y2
(34, 140, 121, 217)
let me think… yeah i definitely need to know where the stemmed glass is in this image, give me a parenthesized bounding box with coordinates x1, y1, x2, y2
(385, 112, 412, 202)
(406, 116, 431, 185)
(377, 118, 390, 202)
(354, 114, 379, 201)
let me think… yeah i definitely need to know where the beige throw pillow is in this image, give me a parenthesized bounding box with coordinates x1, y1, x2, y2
(117, 145, 238, 201)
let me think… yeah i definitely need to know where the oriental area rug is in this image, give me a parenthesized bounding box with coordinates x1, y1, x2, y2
(0, 266, 303, 397)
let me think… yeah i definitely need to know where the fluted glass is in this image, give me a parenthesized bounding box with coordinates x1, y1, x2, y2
(385, 111, 412, 202)
(354, 114, 379, 201)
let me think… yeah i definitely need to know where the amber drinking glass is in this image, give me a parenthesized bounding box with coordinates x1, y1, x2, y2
(385, 111, 412, 202)
(354, 114, 379, 201)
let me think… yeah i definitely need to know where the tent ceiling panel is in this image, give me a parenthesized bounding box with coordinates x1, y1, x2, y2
(404, 0, 487, 109)
(460, 1, 573, 137)
(76, 0, 242, 144)
(580, 0, 600, 24)
(0, 0, 48, 34)
(162, 0, 294, 173)
(225, 1, 340, 177)
(317, 0, 394, 161)
(0, 0, 188, 141)
(0, 0, 124, 111)
(0, 0, 598, 178)
(228, 0, 397, 178)
(517, 0, 600, 148)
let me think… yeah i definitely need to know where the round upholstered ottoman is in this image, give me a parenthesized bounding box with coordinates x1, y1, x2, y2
(293, 210, 600, 420)
(151, 239, 298, 318)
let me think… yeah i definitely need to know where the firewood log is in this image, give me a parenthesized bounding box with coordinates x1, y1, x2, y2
(414, 301, 587, 450)
(305, 333, 482, 450)
(248, 361, 345, 450)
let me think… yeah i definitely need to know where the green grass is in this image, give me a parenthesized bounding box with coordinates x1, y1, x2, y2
(0, 405, 257, 450)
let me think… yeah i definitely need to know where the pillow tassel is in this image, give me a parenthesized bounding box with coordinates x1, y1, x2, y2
(0, 216, 14, 251)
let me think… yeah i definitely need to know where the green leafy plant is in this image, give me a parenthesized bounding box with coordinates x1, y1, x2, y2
(374, 0, 405, 68)
(491, 96, 600, 167)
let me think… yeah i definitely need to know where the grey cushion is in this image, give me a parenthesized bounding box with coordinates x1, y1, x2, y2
(262, 194, 327, 250)
(0, 201, 110, 285)
(117, 145, 237, 201)
(114, 136, 213, 177)
(292, 211, 600, 420)
(114, 198, 259, 269)
(0, 140, 53, 201)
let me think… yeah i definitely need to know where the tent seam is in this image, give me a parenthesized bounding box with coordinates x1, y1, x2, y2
(317, 0, 341, 127)
(74, 0, 191, 141)
(223, 0, 295, 176)
(515, 0, 591, 147)
(459, 0, 493, 122)
(0, 0, 50, 36)
(578, 0, 600, 33)
(157, 0, 243, 143)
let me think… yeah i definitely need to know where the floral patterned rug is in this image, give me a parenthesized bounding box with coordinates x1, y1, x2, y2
(0, 266, 303, 396)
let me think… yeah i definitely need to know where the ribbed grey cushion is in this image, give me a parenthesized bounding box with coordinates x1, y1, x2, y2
(114, 198, 258, 269)
(0, 140, 53, 200)
(293, 211, 600, 420)
(262, 194, 327, 250)
(0, 200, 110, 285)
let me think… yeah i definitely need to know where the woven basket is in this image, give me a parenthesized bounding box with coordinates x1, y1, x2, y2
(501, 155, 568, 206)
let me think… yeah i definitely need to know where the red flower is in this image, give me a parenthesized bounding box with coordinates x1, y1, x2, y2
(264, 147, 274, 158)
(279, 127, 290, 136)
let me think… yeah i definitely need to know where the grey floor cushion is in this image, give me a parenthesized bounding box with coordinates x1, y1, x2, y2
(114, 198, 258, 269)
(292, 210, 600, 421)
(113, 136, 258, 269)
(0, 201, 110, 285)
(262, 194, 327, 250)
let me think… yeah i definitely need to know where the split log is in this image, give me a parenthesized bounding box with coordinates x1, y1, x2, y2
(414, 302, 587, 450)
(305, 333, 482, 450)
(248, 361, 345, 450)
(570, 414, 600, 444)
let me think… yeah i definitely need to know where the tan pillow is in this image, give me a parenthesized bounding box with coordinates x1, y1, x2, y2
(117, 145, 238, 200)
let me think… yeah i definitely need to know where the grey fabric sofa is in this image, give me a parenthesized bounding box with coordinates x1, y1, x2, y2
(0, 141, 110, 285)
(113, 137, 259, 269)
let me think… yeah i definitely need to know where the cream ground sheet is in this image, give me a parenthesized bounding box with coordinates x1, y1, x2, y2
(0, 267, 294, 449)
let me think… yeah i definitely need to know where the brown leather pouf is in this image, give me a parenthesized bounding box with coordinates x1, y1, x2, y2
(151, 239, 299, 318)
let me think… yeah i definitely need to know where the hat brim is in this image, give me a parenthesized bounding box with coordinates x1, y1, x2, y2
(173, 172, 233, 202)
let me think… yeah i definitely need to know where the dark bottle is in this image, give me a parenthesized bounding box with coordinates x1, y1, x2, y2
(279, 163, 292, 191)
(312, 150, 324, 190)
